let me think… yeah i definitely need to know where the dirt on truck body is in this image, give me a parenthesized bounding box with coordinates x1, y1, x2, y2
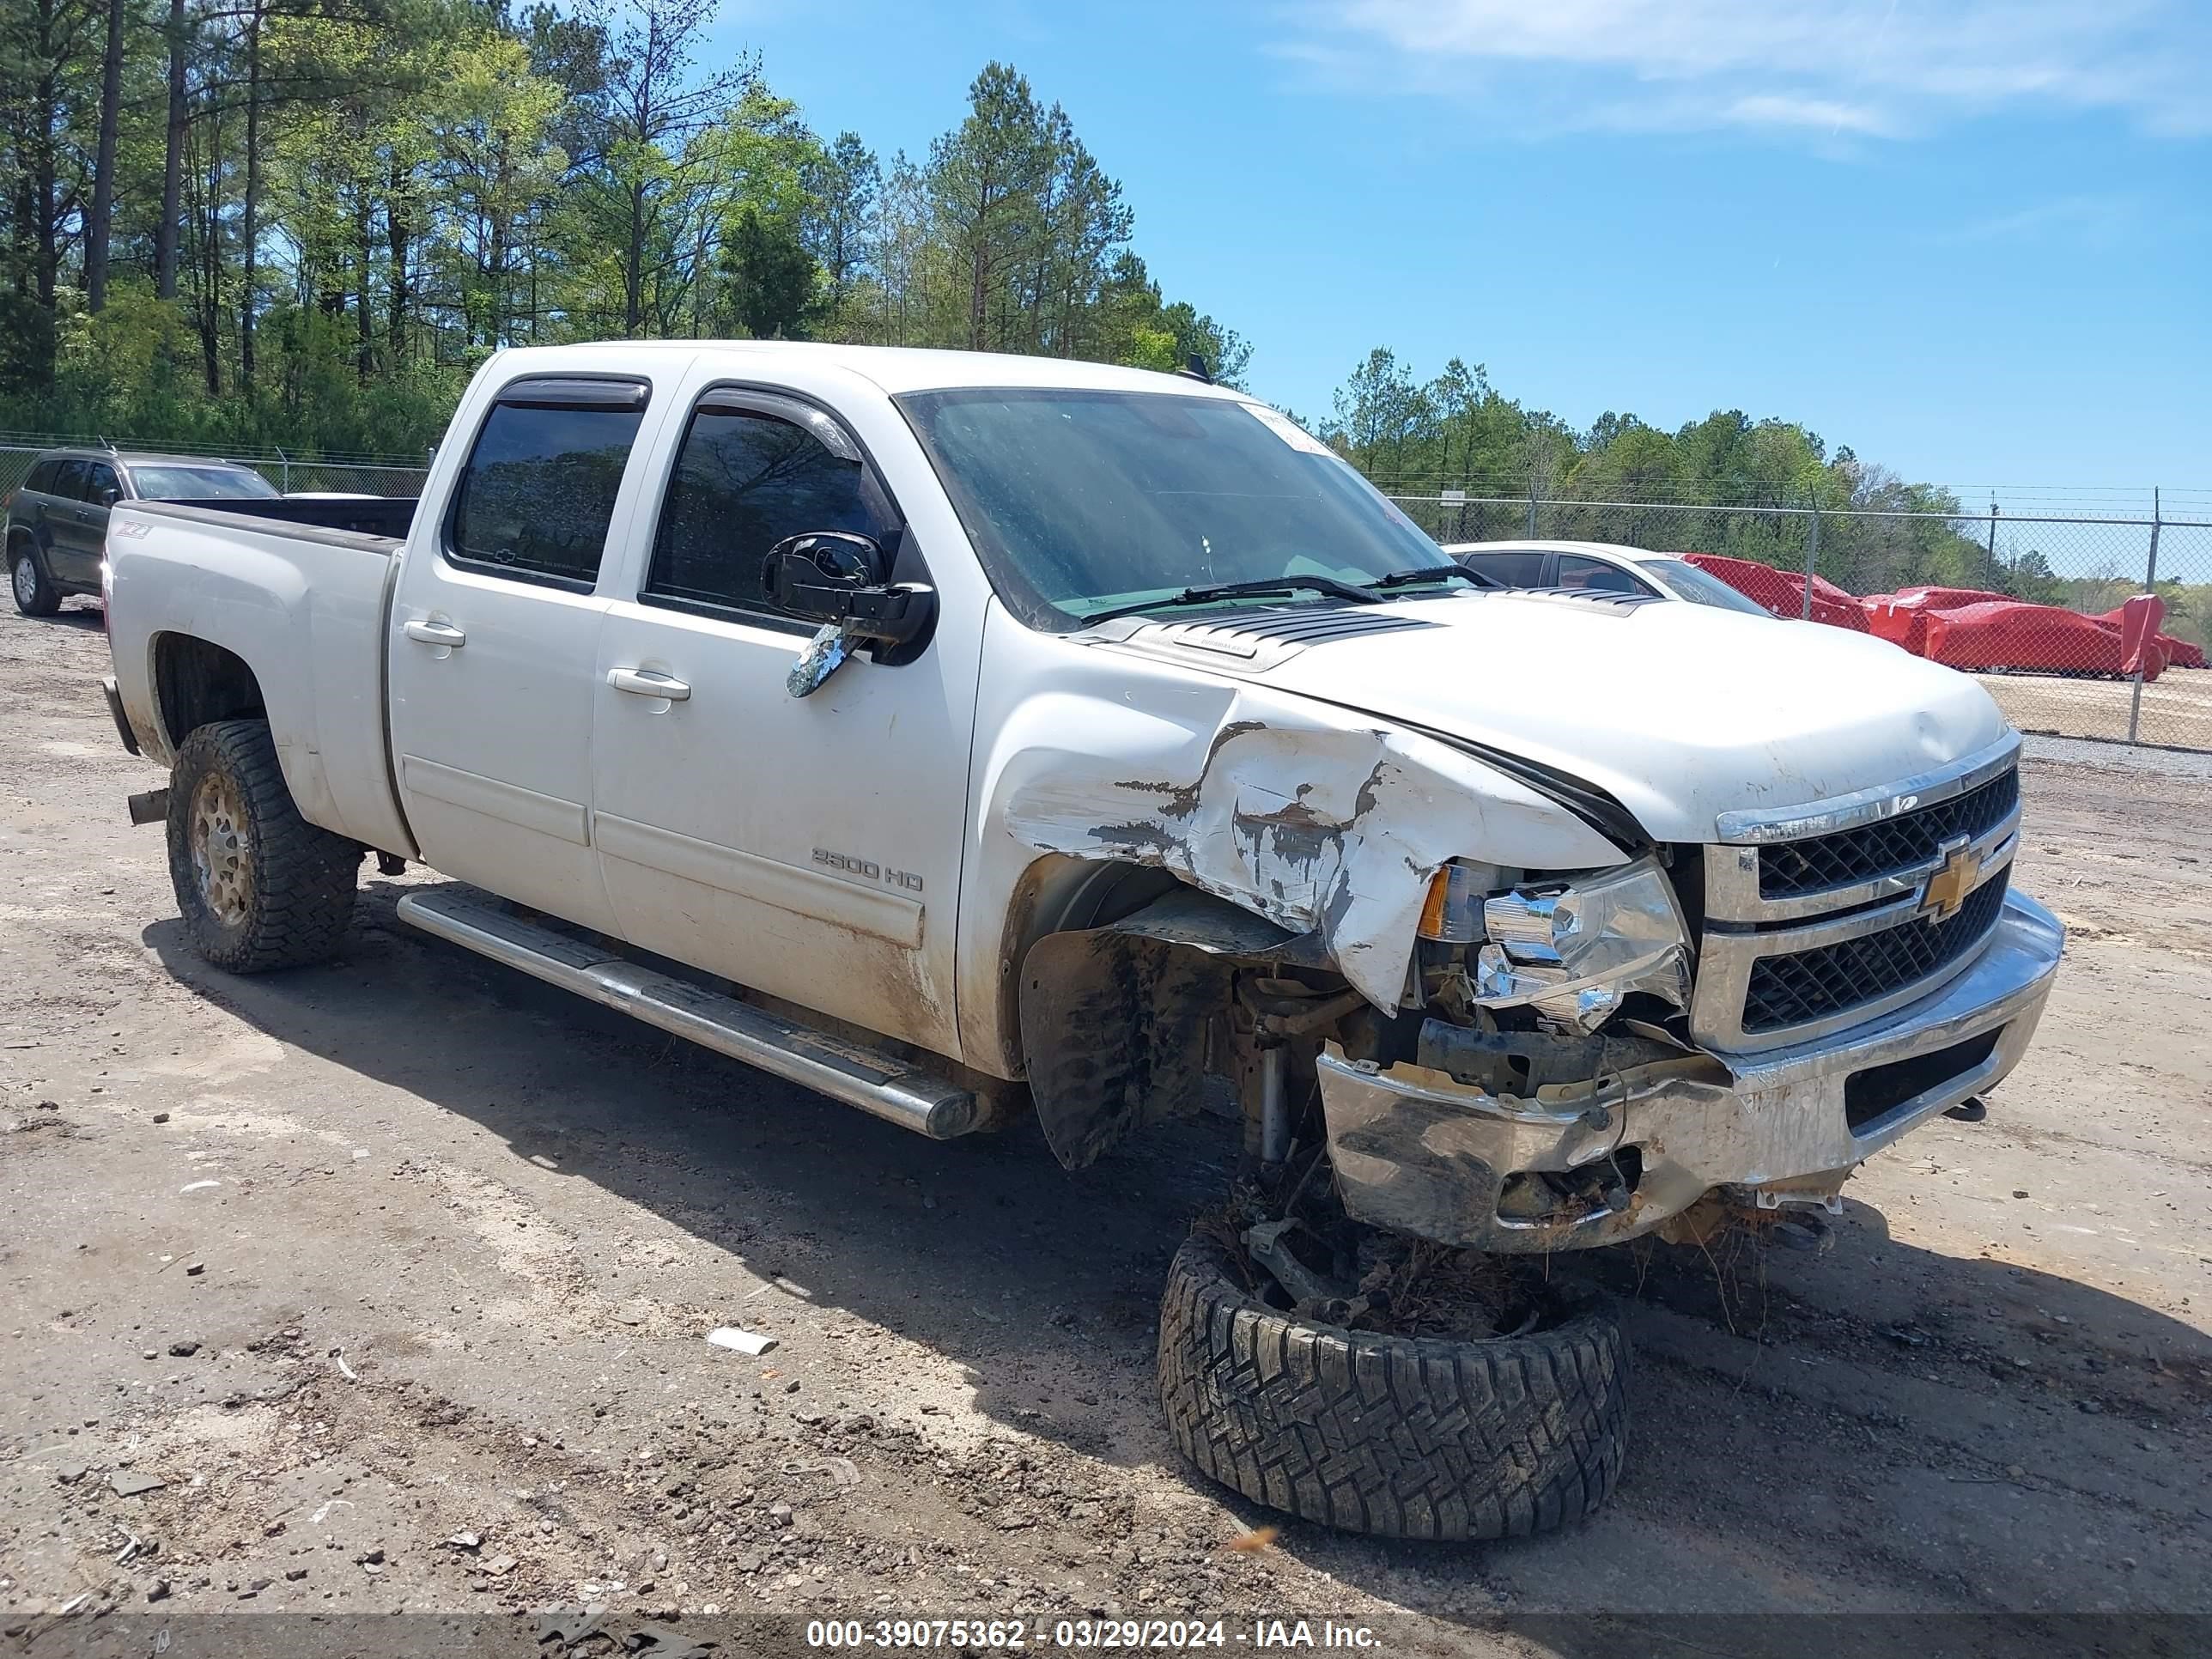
(3, 604, 2211, 1647)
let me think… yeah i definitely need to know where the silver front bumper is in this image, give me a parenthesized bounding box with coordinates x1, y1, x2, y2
(1318, 889, 2064, 1252)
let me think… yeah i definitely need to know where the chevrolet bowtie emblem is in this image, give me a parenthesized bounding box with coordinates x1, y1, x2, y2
(1917, 839, 1983, 923)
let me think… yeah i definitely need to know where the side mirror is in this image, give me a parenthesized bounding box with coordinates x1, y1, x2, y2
(97, 486, 123, 507)
(762, 531, 933, 647)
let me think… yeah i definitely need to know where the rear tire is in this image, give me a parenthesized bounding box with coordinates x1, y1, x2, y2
(10, 539, 60, 617)
(1157, 1229, 1627, 1541)
(167, 720, 360, 972)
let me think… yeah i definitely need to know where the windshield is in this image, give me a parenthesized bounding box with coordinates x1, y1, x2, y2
(896, 388, 1457, 629)
(130, 465, 280, 501)
(1647, 558, 1773, 616)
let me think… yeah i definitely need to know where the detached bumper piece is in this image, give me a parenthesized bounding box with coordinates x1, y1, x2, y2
(1319, 890, 2064, 1252)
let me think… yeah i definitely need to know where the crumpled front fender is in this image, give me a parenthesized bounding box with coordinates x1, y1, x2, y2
(987, 666, 1629, 1011)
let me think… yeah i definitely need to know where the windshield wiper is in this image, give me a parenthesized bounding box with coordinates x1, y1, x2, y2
(1359, 564, 1498, 592)
(1080, 575, 1384, 627)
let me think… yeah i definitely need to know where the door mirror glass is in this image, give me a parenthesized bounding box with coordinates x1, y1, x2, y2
(96, 485, 123, 507)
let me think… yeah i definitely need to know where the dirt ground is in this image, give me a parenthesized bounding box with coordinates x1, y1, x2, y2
(3, 599, 2209, 1656)
(1975, 666, 2212, 752)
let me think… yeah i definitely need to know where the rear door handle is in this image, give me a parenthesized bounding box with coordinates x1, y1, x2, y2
(607, 667, 690, 702)
(403, 618, 466, 648)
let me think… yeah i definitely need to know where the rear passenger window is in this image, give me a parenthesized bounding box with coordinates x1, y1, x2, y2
(447, 383, 647, 587)
(50, 460, 88, 501)
(1461, 550, 1547, 586)
(644, 405, 888, 618)
(23, 459, 58, 494)
(1556, 555, 1652, 596)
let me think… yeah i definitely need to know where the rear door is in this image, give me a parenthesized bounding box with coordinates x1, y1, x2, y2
(386, 373, 657, 933)
(589, 378, 971, 1056)
(55, 459, 124, 586)
(39, 460, 92, 583)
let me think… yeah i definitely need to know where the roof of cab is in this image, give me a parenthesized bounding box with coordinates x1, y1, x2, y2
(485, 338, 1251, 400)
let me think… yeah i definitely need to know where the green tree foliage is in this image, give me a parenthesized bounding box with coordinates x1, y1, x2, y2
(0, 10, 1248, 453)
(1317, 344, 2129, 605)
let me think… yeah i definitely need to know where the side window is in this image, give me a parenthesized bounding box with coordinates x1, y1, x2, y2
(1557, 555, 1654, 596)
(447, 387, 647, 587)
(1461, 550, 1547, 586)
(50, 460, 88, 502)
(23, 459, 58, 495)
(82, 462, 121, 506)
(644, 404, 888, 617)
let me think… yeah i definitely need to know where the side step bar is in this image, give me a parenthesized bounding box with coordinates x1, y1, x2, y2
(396, 886, 978, 1139)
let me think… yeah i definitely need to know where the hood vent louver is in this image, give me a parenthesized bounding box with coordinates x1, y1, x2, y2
(1087, 604, 1437, 672)
(1498, 586, 1665, 614)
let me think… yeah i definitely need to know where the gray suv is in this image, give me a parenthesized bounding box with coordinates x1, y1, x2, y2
(7, 447, 277, 616)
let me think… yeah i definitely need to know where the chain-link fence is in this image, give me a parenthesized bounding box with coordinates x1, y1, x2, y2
(0, 440, 428, 503)
(6, 431, 2207, 753)
(1392, 491, 2212, 753)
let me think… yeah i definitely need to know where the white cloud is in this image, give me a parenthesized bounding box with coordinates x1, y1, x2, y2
(1285, 0, 2211, 140)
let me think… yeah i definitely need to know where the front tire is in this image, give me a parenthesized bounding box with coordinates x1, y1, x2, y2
(166, 720, 360, 972)
(1158, 1230, 1627, 1541)
(10, 539, 61, 617)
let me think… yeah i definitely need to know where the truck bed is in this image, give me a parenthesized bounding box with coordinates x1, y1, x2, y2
(105, 500, 416, 860)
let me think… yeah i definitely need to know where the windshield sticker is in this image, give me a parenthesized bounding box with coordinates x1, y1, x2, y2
(1241, 403, 1333, 456)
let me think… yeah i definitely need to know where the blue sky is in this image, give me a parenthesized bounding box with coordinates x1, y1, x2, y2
(712, 0, 2209, 507)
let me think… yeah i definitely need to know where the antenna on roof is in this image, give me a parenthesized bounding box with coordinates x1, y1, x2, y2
(1175, 354, 1212, 386)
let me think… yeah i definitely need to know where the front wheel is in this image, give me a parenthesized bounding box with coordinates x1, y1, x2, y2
(1158, 1229, 1628, 1540)
(166, 720, 360, 972)
(10, 540, 61, 617)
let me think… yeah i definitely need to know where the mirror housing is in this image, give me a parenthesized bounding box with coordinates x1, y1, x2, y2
(763, 531, 933, 647)
(96, 486, 123, 507)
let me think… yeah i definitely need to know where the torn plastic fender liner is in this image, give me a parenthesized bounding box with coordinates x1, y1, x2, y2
(1000, 690, 1628, 1011)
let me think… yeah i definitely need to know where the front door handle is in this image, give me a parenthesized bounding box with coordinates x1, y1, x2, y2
(607, 666, 691, 702)
(403, 618, 466, 648)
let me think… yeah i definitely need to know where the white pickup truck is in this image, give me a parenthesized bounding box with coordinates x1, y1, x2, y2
(100, 342, 2063, 1544)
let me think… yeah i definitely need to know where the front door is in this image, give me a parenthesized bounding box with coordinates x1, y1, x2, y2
(386, 373, 658, 934)
(591, 382, 971, 1059)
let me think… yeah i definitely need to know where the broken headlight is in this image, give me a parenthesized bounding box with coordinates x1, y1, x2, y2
(1471, 854, 1692, 1034)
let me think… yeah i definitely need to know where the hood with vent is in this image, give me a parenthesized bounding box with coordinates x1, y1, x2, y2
(1095, 589, 2009, 844)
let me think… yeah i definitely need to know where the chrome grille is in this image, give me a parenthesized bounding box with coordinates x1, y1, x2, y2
(1759, 767, 2018, 899)
(1692, 734, 2024, 1052)
(1741, 869, 2012, 1033)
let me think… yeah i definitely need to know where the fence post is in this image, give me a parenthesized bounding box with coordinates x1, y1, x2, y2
(1985, 501, 2000, 587)
(276, 447, 289, 493)
(2126, 487, 2163, 745)
(1800, 505, 1821, 619)
(1526, 477, 1538, 538)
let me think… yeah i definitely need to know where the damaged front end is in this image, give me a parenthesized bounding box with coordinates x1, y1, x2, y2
(998, 678, 2063, 1255)
(1319, 878, 2064, 1253)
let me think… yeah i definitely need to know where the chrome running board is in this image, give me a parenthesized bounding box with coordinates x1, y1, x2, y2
(396, 885, 978, 1139)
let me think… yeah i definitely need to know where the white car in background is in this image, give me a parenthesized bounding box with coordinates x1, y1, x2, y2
(1445, 538, 1773, 616)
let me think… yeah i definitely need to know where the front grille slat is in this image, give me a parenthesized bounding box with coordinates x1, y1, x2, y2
(1759, 768, 2018, 899)
(1741, 870, 2010, 1034)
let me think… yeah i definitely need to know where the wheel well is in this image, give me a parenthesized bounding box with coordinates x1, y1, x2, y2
(154, 634, 266, 749)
